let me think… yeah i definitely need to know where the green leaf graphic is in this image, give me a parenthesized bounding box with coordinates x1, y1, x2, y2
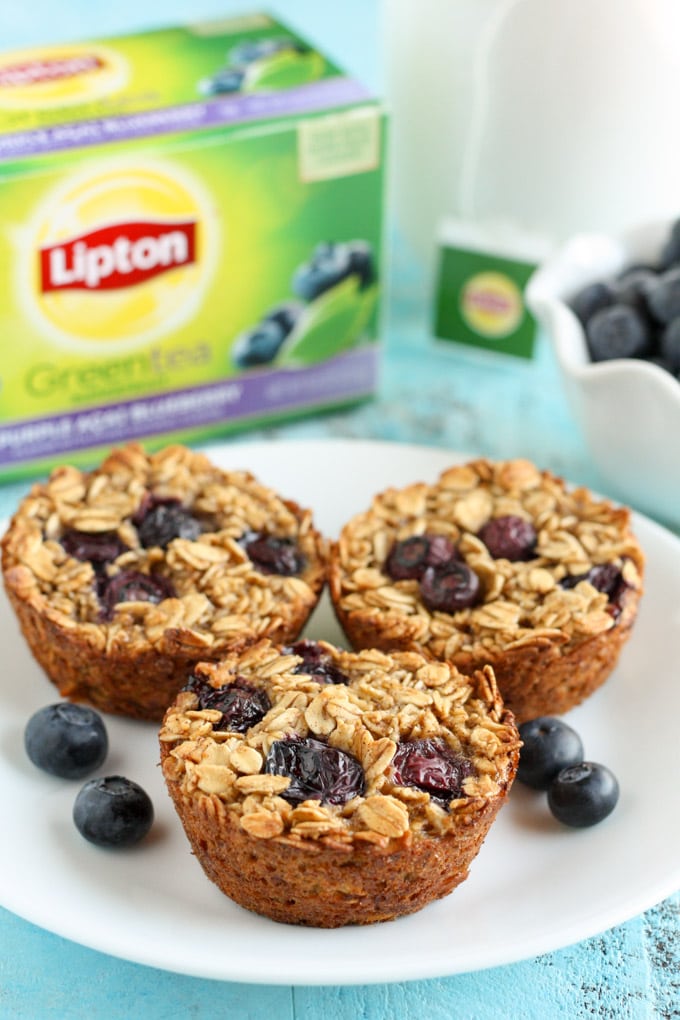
(277, 278, 377, 366)
(242, 50, 325, 92)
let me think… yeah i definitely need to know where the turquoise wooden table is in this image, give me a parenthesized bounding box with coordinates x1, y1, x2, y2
(1, 3, 678, 1018)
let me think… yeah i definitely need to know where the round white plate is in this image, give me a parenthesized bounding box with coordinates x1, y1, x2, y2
(1, 439, 679, 985)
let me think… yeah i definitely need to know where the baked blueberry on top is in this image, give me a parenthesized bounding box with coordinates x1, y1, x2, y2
(329, 457, 644, 722)
(1, 443, 326, 720)
(160, 639, 520, 927)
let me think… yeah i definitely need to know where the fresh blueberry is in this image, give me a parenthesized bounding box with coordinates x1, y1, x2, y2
(547, 761, 619, 827)
(613, 267, 656, 312)
(585, 304, 654, 361)
(659, 219, 680, 269)
(517, 716, 584, 790)
(60, 529, 128, 566)
(24, 703, 108, 780)
(98, 569, 175, 621)
(646, 266, 680, 324)
(232, 319, 287, 368)
(660, 317, 680, 374)
(73, 776, 154, 848)
(135, 497, 202, 549)
(478, 515, 537, 561)
(185, 675, 271, 732)
(385, 534, 458, 581)
(199, 68, 245, 95)
(284, 639, 350, 685)
(420, 561, 482, 613)
(264, 736, 365, 805)
(391, 738, 475, 802)
(241, 531, 304, 576)
(570, 281, 614, 324)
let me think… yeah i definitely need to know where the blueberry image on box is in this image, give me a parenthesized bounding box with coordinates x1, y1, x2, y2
(292, 240, 375, 300)
(199, 35, 322, 96)
(231, 240, 378, 371)
(232, 303, 303, 368)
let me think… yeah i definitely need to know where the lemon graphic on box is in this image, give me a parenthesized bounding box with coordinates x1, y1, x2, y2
(25, 160, 215, 350)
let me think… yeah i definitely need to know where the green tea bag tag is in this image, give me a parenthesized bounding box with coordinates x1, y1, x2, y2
(433, 219, 552, 359)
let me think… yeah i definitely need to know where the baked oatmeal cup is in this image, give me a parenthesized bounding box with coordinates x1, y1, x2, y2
(328, 458, 644, 722)
(1, 443, 326, 720)
(159, 638, 520, 927)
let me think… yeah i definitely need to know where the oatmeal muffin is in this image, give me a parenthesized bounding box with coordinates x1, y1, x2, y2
(159, 638, 520, 927)
(1, 443, 326, 720)
(328, 457, 644, 722)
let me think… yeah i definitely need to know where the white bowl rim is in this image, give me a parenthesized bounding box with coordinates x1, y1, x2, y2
(526, 218, 680, 400)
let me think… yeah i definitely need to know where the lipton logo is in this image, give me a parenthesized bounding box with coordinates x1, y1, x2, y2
(39, 221, 197, 293)
(0, 54, 105, 89)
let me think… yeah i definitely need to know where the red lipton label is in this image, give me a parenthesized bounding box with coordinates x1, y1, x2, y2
(39, 221, 197, 292)
(0, 54, 105, 89)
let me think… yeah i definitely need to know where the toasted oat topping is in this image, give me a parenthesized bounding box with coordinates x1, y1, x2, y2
(160, 640, 520, 846)
(1, 444, 325, 654)
(331, 458, 644, 660)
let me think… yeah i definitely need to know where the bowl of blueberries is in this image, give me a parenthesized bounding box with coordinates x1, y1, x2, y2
(527, 217, 680, 528)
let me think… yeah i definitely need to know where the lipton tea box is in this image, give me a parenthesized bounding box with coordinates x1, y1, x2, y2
(0, 13, 385, 478)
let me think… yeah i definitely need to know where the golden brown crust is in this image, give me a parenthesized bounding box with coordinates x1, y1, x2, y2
(328, 457, 645, 722)
(1, 443, 326, 720)
(159, 639, 520, 927)
(163, 782, 506, 926)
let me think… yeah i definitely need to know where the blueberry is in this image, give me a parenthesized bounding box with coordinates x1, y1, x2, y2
(241, 531, 304, 576)
(659, 218, 680, 269)
(24, 703, 108, 780)
(73, 776, 154, 848)
(419, 561, 482, 613)
(232, 319, 287, 368)
(60, 529, 128, 566)
(185, 674, 271, 732)
(346, 240, 376, 290)
(385, 533, 458, 581)
(292, 240, 375, 302)
(98, 569, 175, 621)
(284, 639, 350, 685)
(199, 68, 245, 95)
(585, 304, 653, 361)
(264, 736, 365, 805)
(517, 716, 584, 790)
(391, 738, 475, 801)
(478, 515, 537, 561)
(560, 563, 628, 618)
(646, 266, 680, 324)
(135, 497, 202, 549)
(613, 267, 656, 312)
(660, 317, 680, 373)
(547, 761, 619, 827)
(292, 244, 348, 301)
(570, 281, 614, 324)
(264, 301, 303, 338)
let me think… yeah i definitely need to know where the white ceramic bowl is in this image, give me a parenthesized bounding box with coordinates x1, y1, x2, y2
(526, 220, 680, 529)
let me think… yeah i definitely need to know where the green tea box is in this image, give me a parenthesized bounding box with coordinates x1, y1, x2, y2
(0, 13, 386, 478)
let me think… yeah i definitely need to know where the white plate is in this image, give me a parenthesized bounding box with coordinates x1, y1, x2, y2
(1, 438, 679, 986)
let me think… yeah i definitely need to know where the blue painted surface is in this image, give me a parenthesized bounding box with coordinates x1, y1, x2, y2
(0, 3, 678, 1018)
